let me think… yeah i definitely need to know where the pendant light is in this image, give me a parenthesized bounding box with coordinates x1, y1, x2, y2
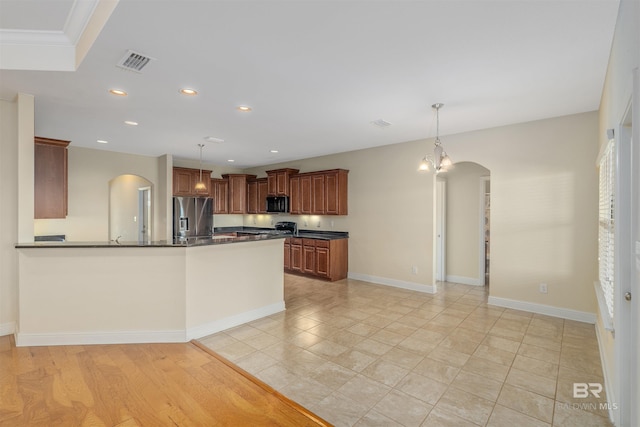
(418, 103, 452, 173)
(194, 143, 207, 191)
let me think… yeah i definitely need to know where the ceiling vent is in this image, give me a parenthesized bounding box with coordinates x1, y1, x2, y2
(116, 50, 155, 73)
(371, 119, 392, 128)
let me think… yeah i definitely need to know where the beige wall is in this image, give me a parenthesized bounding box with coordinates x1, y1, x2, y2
(596, 0, 640, 422)
(244, 140, 436, 290)
(0, 98, 19, 334)
(443, 162, 490, 283)
(34, 146, 169, 241)
(244, 112, 599, 312)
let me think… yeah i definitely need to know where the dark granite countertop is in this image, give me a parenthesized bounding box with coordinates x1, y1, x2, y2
(15, 233, 286, 249)
(215, 226, 349, 240)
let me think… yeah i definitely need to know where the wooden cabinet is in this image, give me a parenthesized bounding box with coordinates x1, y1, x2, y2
(266, 168, 299, 196)
(312, 174, 325, 214)
(173, 167, 211, 197)
(289, 175, 301, 214)
(289, 169, 348, 215)
(247, 178, 268, 214)
(211, 178, 229, 214)
(290, 238, 303, 273)
(34, 136, 70, 219)
(222, 174, 256, 214)
(283, 239, 291, 270)
(284, 237, 348, 281)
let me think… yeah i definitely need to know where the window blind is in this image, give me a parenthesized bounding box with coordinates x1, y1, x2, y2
(598, 139, 615, 324)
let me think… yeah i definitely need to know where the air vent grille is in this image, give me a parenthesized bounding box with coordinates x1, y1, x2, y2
(371, 119, 392, 128)
(116, 50, 155, 72)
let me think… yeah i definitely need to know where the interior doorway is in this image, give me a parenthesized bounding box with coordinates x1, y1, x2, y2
(481, 176, 490, 286)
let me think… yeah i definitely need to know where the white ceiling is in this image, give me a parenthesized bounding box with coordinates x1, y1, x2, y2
(0, 0, 620, 168)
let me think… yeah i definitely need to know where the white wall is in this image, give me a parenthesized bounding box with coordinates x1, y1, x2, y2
(444, 162, 490, 284)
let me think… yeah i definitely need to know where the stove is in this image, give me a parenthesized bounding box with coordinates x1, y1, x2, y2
(274, 221, 297, 235)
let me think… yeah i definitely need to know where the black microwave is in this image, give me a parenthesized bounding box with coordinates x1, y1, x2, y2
(266, 196, 289, 213)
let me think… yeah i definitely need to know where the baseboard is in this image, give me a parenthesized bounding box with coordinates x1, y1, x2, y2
(0, 321, 15, 336)
(487, 296, 597, 323)
(446, 275, 484, 286)
(186, 301, 286, 340)
(14, 301, 287, 346)
(347, 272, 436, 294)
(594, 322, 617, 424)
(15, 329, 187, 347)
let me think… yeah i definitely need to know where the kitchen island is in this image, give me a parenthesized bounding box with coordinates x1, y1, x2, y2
(15, 235, 285, 347)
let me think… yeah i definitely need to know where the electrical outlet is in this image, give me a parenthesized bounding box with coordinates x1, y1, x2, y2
(411, 266, 418, 275)
(304, 221, 308, 227)
(539, 283, 548, 294)
(330, 220, 335, 228)
(317, 221, 321, 228)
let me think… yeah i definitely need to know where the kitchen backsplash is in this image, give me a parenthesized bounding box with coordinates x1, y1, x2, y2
(241, 214, 348, 232)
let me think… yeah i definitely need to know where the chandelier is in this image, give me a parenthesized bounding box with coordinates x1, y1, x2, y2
(194, 143, 207, 191)
(418, 103, 452, 173)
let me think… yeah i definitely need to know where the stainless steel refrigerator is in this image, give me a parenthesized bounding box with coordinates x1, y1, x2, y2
(173, 197, 213, 239)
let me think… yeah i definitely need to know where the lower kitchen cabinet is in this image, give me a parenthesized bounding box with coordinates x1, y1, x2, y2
(284, 237, 347, 281)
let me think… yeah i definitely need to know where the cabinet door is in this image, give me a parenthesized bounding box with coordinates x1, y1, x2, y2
(315, 246, 330, 279)
(35, 137, 69, 219)
(325, 171, 339, 215)
(289, 175, 301, 214)
(291, 241, 303, 272)
(312, 174, 325, 214)
(300, 175, 312, 214)
(212, 179, 229, 214)
(173, 168, 194, 196)
(257, 179, 269, 213)
(302, 243, 315, 275)
(276, 172, 288, 195)
(194, 170, 211, 196)
(247, 180, 258, 214)
(267, 174, 277, 196)
(228, 175, 247, 214)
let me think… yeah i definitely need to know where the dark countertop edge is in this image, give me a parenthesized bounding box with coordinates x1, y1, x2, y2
(215, 226, 349, 240)
(15, 234, 286, 249)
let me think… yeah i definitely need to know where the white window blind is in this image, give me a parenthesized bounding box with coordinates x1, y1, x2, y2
(598, 139, 615, 324)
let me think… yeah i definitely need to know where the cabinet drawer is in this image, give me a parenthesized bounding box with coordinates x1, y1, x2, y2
(302, 238, 316, 247)
(290, 238, 303, 245)
(315, 240, 330, 248)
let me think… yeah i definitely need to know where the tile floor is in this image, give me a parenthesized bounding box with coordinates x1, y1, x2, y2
(199, 274, 613, 427)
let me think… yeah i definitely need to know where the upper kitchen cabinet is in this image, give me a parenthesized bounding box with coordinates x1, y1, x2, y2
(222, 174, 257, 214)
(290, 169, 348, 215)
(173, 167, 211, 197)
(247, 177, 268, 214)
(211, 178, 229, 214)
(34, 137, 70, 219)
(266, 168, 299, 196)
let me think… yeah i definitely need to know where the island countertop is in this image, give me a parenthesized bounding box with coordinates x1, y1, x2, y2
(15, 233, 286, 248)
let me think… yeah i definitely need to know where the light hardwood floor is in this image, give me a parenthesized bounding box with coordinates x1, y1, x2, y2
(0, 335, 331, 426)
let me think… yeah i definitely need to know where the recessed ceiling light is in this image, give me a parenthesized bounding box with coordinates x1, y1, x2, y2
(97, 139, 108, 144)
(109, 89, 127, 96)
(124, 120, 138, 126)
(180, 88, 198, 96)
(237, 105, 252, 112)
(204, 136, 224, 143)
(227, 159, 235, 163)
(270, 149, 279, 153)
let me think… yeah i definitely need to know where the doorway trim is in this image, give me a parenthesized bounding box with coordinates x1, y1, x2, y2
(435, 179, 446, 282)
(479, 176, 490, 286)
